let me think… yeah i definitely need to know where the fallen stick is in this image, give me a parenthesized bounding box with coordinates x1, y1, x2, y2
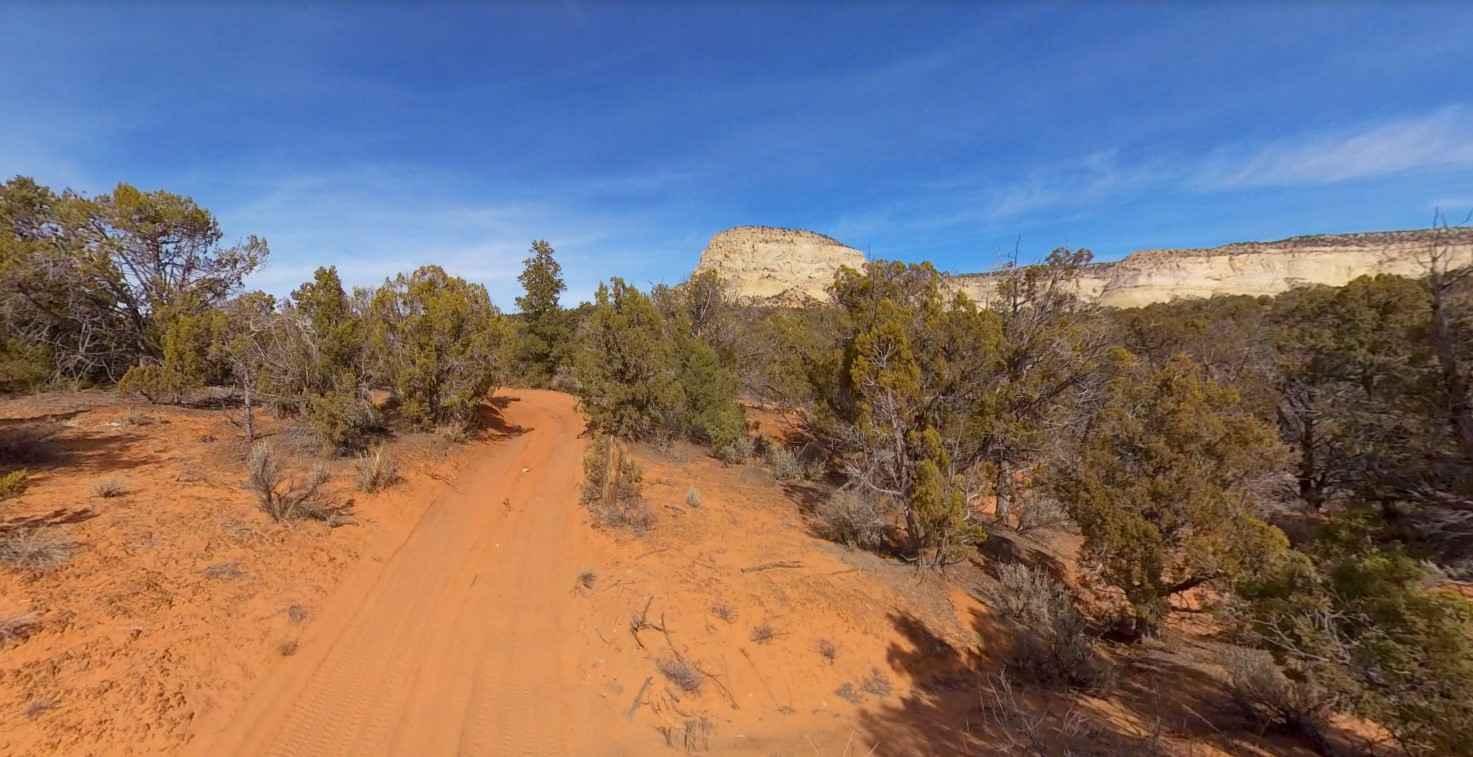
(741, 560, 803, 573)
(626, 676, 653, 720)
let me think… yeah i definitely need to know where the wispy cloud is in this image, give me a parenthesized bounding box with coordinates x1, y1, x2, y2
(1195, 106, 1473, 189)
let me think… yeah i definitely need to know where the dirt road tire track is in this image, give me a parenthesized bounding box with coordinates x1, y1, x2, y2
(192, 390, 601, 756)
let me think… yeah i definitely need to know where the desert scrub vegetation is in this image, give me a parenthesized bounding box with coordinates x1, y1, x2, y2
(0, 528, 76, 571)
(246, 444, 345, 524)
(0, 469, 28, 500)
(765, 443, 802, 480)
(990, 563, 1109, 690)
(656, 656, 704, 693)
(579, 435, 651, 531)
(572, 275, 749, 457)
(92, 478, 125, 498)
(354, 446, 399, 492)
(0, 178, 510, 453)
(816, 489, 890, 550)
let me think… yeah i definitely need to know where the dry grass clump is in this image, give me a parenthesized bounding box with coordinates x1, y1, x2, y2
(750, 622, 778, 645)
(767, 444, 802, 481)
(816, 489, 890, 550)
(1221, 647, 1334, 743)
(657, 656, 704, 693)
(247, 444, 346, 524)
(287, 604, 310, 624)
(580, 436, 651, 532)
(0, 469, 28, 500)
(860, 668, 892, 697)
(835, 682, 863, 704)
(0, 611, 41, 645)
(92, 478, 126, 498)
(354, 446, 399, 492)
(990, 563, 1109, 690)
(817, 638, 838, 664)
(685, 487, 702, 508)
(711, 601, 737, 623)
(575, 569, 597, 590)
(277, 639, 300, 656)
(0, 528, 77, 571)
(1014, 493, 1072, 535)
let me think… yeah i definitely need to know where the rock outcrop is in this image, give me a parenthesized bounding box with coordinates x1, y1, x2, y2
(695, 226, 1473, 308)
(693, 226, 865, 304)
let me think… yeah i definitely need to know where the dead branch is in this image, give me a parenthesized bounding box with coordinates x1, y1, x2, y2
(625, 675, 653, 721)
(741, 560, 803, 573)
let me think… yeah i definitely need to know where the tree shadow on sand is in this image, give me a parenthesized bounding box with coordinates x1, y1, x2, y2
(854, 605, 1324, 756)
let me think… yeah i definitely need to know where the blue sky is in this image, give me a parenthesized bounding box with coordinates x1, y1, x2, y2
(4, 3, 1472, 307)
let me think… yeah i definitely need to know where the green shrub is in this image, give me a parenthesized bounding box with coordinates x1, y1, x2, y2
(1236, 520, 1473, 756)
(306, 381, 381, 453)
(0, 469, 28, 500)
(366, 266, 508, 430)
(117, 363, 192, 404)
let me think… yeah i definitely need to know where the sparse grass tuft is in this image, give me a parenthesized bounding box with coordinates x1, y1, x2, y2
(0, 469, 28, 500)
(92, 478, 126, 498)
(0, 528, 76, 571)
(817, 638, 838, 664)
(657, 656, 704, 693)
(860, 668, 892, 697)
(711, 602, 736, 623)
(715, 434, 753, 464)
(685, 487, 702, 508)
(835, 682, 863, 704)
(287, 604, 310, 624)
(0, 611, 41, 645)
(576, 569, 597, 590)
(278, 639, 299, 656)
(750, 623, 777, 645)
(354, 446, 399, 492)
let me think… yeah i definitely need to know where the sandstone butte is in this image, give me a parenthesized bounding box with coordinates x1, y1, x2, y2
(693, 224, 1473, 308)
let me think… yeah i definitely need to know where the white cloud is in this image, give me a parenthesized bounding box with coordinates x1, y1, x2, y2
(1195, 106, 1473, 189)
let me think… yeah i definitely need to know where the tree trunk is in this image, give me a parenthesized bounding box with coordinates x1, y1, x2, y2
(994, 457, 1014, 524)
(242, 379, 255, 445)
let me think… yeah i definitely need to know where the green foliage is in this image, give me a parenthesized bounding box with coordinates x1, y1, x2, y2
(0, 469, 28, 500)
(366, 266, 508, 430)
(573, 277, 747, 453)
(803, 260, 997, 562)
(513, 240, 571, 386)
(909, 428, 986, 567)
(1236, 515, 1473, 756)
(1049, 351, 1289, 632)
(0, 177, 267, 383)
(117, 362, 193, 404)
(574, 278, 685, 439)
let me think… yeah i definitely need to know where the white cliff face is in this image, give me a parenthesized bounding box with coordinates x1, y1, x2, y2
(951, 230, 1473, 307)
(693, 226, 865, 304)
(697, 226, 1473, 308)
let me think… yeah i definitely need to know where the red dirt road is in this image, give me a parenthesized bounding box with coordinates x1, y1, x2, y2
(192, 390, 607, 756)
